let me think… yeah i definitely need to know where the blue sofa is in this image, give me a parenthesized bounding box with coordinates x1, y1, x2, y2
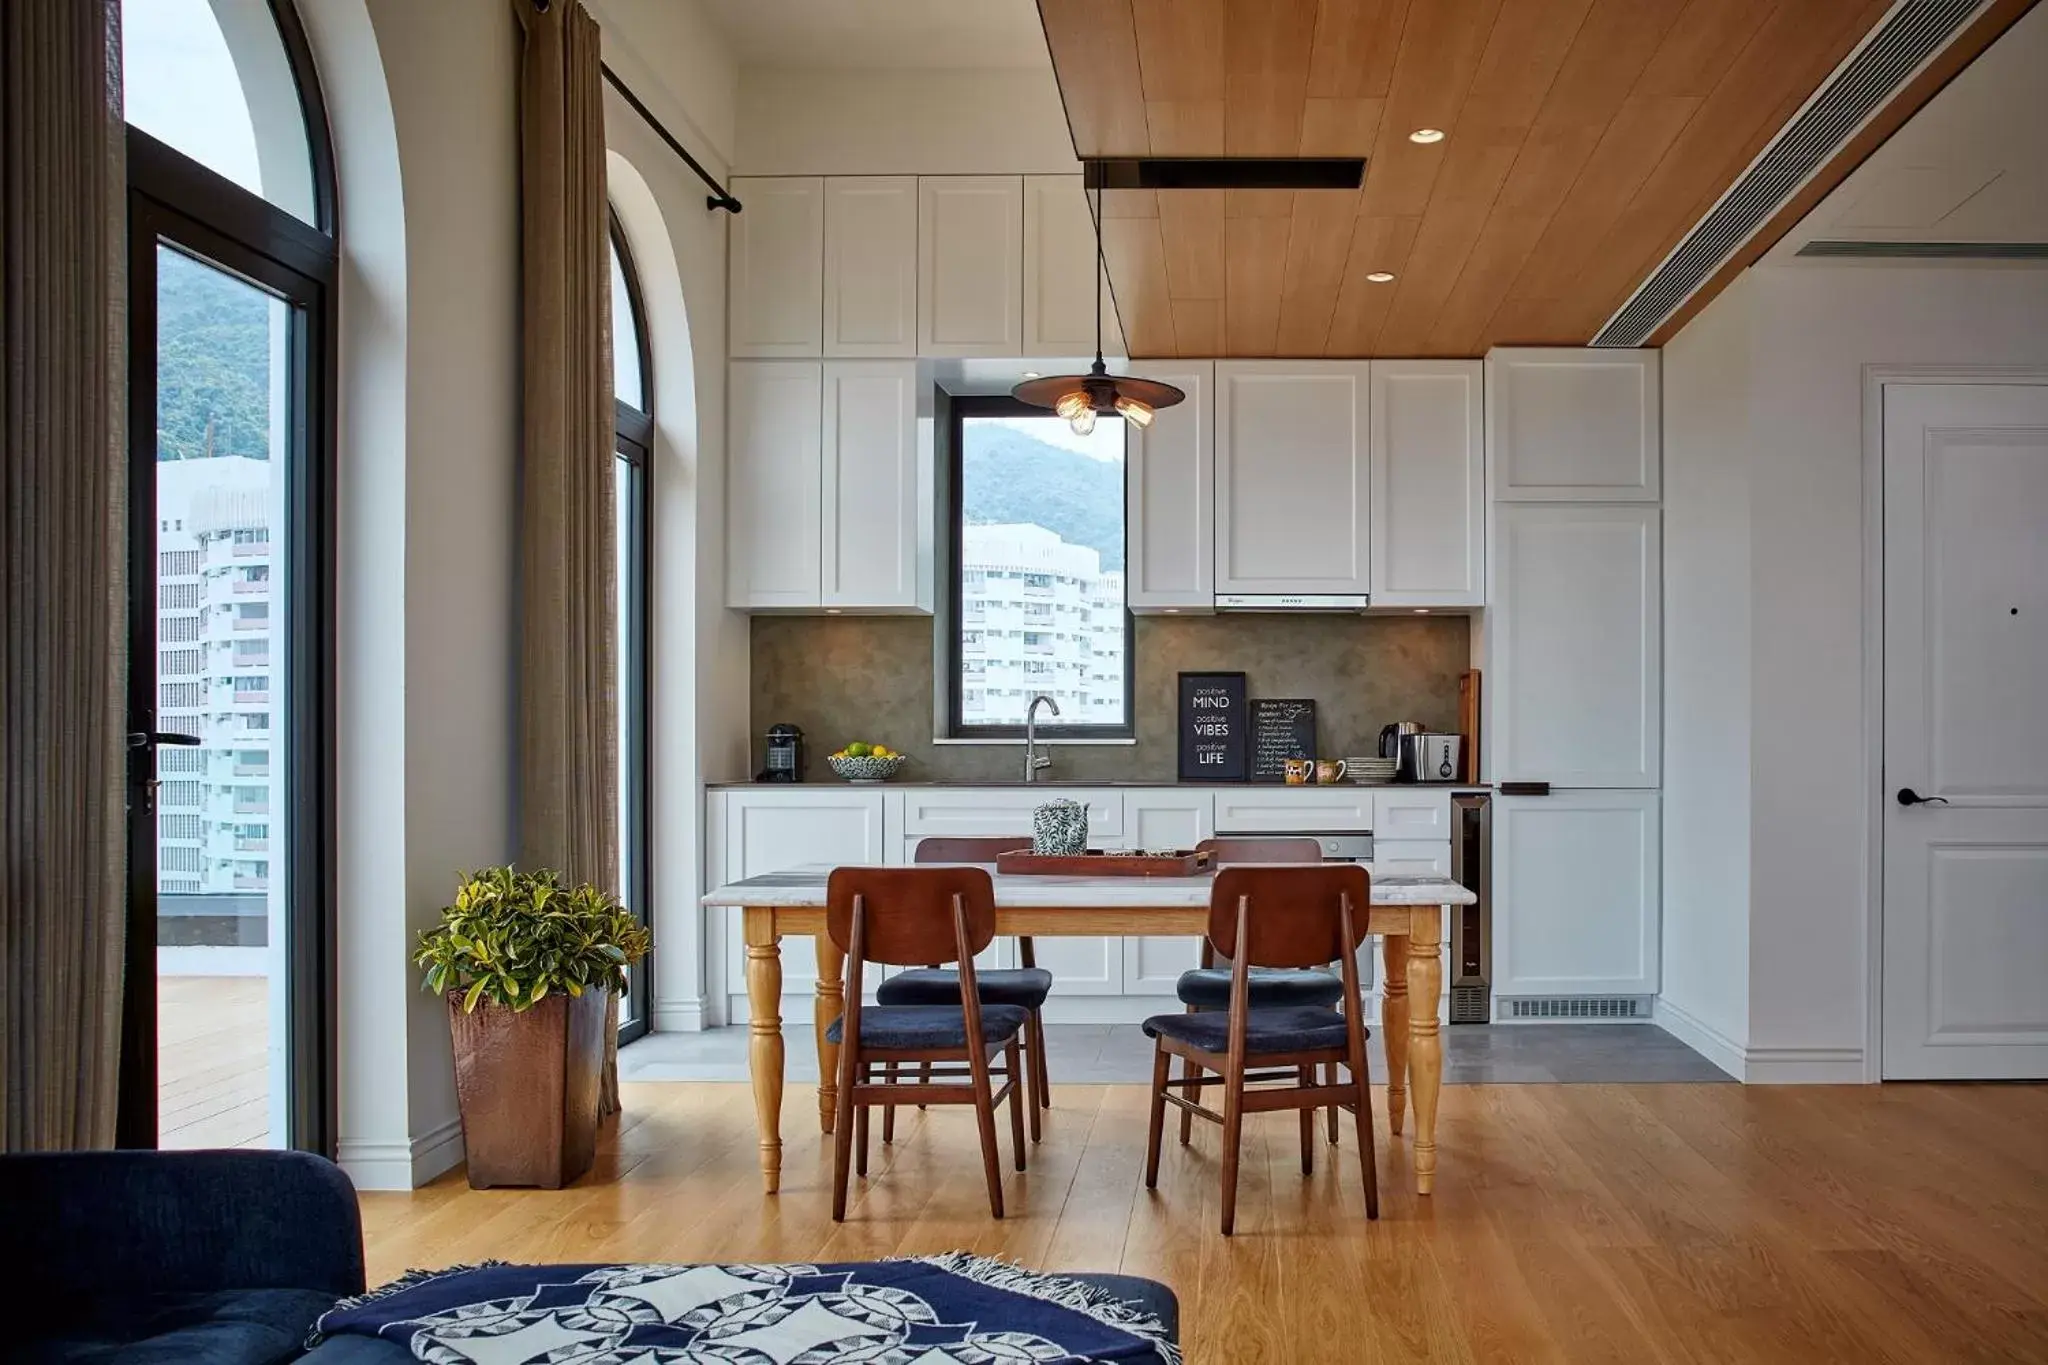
(2, 1150, 1177, 1363)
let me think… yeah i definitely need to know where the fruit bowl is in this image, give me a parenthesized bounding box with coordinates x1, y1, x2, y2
(828, 753, 908, 784)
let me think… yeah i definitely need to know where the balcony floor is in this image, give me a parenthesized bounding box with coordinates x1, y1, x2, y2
(159, 974, 273, 1148)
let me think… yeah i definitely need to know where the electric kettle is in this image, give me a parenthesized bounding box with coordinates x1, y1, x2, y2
(1378, 721, 1421, 760)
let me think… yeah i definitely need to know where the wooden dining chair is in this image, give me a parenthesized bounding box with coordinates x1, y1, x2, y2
(826, 866, 1030, 1220)
(1180, 837, 1345, 1146)
(874, 836, 1052, 1141)
(1142, 864, 1379, 1235)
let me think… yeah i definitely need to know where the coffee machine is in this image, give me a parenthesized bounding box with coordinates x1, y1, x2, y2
(757, 724, 805, 782)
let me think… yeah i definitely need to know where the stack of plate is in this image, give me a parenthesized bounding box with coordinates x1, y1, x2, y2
(1346, 756, 1398, 785)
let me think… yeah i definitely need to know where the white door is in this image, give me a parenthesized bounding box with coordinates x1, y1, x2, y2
(1882, 383, 2048, 1080)
(729, 177, 824, 358)
(1492, 790, 1660, 998)
(726, 361, 822, 609)
(918, 176, 1023, 357)
(1215, 362, 1371, 597)
(823, 177, 917, 358)
(1370, 360, 1484, 607)
(1488, 503, 1661, 787)
(821, 361, 922, 610)
(1126, 362, 1213, 611)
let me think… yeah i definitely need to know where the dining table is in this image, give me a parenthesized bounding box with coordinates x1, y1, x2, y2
(701, 863, 1478, 1197)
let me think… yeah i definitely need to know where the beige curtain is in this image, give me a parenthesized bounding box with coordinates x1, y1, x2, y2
(511, 0, 622, 1109)
(0, 0, 129, 1150)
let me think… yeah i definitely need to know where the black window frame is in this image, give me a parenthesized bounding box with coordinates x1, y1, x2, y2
(944, 394, 1135, 741)
(610, 213, 653, 1046)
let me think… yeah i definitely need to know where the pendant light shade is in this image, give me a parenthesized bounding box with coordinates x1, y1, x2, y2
(1013, 184, 1183, 433)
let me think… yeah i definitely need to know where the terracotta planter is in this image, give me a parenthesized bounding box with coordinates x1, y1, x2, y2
(447, 988, 605, 1189)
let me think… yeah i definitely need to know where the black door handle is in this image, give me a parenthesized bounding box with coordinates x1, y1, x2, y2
(128, 731, 200, 749)
(1896, 787, 1949, 807)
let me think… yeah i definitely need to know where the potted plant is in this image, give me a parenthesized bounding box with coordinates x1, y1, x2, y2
(416, 866, 651, 1189)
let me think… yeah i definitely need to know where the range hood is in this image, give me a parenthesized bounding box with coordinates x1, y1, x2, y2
(1214, 593, 1370, 613)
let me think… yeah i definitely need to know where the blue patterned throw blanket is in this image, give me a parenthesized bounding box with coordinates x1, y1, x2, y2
(313, 1254, 1179, 1363)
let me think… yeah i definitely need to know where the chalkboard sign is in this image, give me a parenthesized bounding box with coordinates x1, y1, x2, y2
(1249, 699, 1318, 782)
(1178, 671, 1248, 781)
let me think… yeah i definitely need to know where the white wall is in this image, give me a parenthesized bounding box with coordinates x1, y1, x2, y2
(589, 0, 739, 165)
(1660, 262, 2048, 1079)
(734, 68, 1078, 176)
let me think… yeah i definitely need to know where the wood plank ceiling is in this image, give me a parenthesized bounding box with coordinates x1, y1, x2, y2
(1038, 0, 1894, 358)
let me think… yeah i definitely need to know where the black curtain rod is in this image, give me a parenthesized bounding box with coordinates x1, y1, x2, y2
(600, 62, 743, 215)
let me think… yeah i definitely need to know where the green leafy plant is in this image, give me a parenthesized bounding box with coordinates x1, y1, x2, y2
(416, 866, 652, 1013)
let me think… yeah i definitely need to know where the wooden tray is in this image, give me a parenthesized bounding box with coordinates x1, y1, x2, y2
(996, 849, 1212, 878)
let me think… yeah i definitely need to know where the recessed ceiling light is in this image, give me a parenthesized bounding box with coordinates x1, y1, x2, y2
(1022, 371, 1041, 379)
(825, 608, 841, 615)
(1164, 607, 1180, 614)
(1366, 271, 1396, 283)
(1409, 128, 1445, 144)
(1413, 608, 1430, 614)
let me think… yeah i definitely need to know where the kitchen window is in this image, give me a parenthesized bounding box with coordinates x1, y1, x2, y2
(945, 396, 1132, 739)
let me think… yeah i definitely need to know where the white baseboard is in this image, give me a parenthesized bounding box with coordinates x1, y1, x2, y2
(339, 1115, 464, 1191)
(1653, 1000, 1867, 1083)
(652, 998, 706, 1033)
(1652, 999, 1747, 1080)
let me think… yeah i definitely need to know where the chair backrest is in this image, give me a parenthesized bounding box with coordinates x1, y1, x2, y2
(1196, 836, 1324, 865)
(914, 836, 1030, 863)
(1207, 864, 1371, 969)
(827, 865, 998, 967)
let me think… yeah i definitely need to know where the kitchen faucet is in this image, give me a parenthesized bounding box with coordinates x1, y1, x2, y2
(1024, 694, 1060, 783)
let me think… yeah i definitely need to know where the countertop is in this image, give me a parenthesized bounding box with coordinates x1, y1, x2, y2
(704, 863, 1478, 908)
(707, 779, 1492, 792)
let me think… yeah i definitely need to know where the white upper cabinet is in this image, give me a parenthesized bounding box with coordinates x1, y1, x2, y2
(729, 177, 824, 358)
(1489, 503, 1662, 787)
(1487, 348, 1660, 501)
(1023, 175, 1122, 358)
(1126, 362, 1214, 612)
(1370, 360, 1484, 607)
(726, 361, 823, 609)
(823, 177, 917, 358)
(822, 362, 929, 611)
(1214, 362, 1372, 597)
(1492, 790, 1660, 998)
(918, 176, 1024, 357)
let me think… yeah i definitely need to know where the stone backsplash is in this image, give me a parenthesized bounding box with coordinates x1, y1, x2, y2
(748, 613, 1471, 783)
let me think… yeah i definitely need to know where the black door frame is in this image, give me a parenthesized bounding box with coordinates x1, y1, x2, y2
(118, 114, 339, 1152)
(612, 214, 654, 1046)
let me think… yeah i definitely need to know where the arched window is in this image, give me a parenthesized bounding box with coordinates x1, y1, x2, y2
(120, 0, 338, 1155)
(611, 218, 652, 1044)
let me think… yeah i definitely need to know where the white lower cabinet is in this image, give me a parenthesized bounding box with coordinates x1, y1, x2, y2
(1492, 790, 1660, 998)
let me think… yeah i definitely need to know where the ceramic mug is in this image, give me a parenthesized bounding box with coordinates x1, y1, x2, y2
(1283, 757, 1315, 785)
(1315, 758, 1349, 785)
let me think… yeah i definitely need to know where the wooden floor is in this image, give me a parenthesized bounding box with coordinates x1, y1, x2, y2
(360, 1079, 2048, 1363)
(159, 975, 272, 1148)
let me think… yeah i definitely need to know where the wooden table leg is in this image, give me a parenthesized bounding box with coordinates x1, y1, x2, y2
(1381, 932, 1409, 1136)
(815, 930, 845, 1135)
(744, 907, 785, 1194)
(1407, 905, 1444, 1195)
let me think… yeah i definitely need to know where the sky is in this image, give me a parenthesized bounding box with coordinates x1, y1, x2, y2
(977, 414, 1126, 462)
(122, 0, 269, 199)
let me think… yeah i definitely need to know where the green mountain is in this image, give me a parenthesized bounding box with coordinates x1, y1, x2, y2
(156, 248, 273, 462)
(962, 424, 1125, 572)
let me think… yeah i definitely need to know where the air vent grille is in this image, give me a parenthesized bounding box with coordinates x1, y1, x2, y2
(1594, 0, 1987, 346)
(1450, 984, 1489, 1024)
(1797, 239, 2048, 259)
(1502, 996, 1650, 1021)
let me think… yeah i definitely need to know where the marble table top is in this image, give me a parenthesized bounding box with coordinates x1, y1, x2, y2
(703, 862, 1477, 909)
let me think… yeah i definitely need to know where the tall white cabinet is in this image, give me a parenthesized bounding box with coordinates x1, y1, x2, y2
(1125, 362, 1214, 611)
(1214, 362, 1372, 597)
(1484, 347, 1662, 1003)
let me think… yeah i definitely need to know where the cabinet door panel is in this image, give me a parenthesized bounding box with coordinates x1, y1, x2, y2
(1492, 791, 1659, 996)
(1023, 175, 1122, 357)
(1373, 789, 1452, 841)
(1487, 348, 1659, 501)
(1371, 360, 1483, 607)
(901, 788, 1125, 842)
(1214, 789, 1374, 834)
(1215, 363, 1371, 596)
(730, 178, 823, 357)
(1127, 363, 1214, 611)
(727, 362, 822, 609)
(918, 176, 1023, 357)
(821, 361, 921, 609)
(1371, 840, 1450, 878)
(824, 177, 917, 357)
(1122, 935, 1201, 995)
(1490, 504, 1661, 787)
(721, 791, 888, 998)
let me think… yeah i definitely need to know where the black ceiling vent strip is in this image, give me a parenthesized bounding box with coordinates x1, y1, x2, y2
(1593, 0, 1985, 347)
(1084, 158, 1367, 192)
(1797, 239, 2048, 259)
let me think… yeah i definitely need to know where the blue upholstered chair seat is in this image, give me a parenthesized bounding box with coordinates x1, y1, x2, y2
(1142, 1005, 1364, 1055)
(876, 967, 1054, 1010)
(1175, 966, 1344, 1010)
(827, 1003, 1031, 1049)
(18, 1288, 341, 1365)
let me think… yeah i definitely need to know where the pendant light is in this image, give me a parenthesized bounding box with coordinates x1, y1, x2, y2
(1013, 183, 1183, 434)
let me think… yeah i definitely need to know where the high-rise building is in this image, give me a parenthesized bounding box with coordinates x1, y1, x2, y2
(958, 523, 1125, 728)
